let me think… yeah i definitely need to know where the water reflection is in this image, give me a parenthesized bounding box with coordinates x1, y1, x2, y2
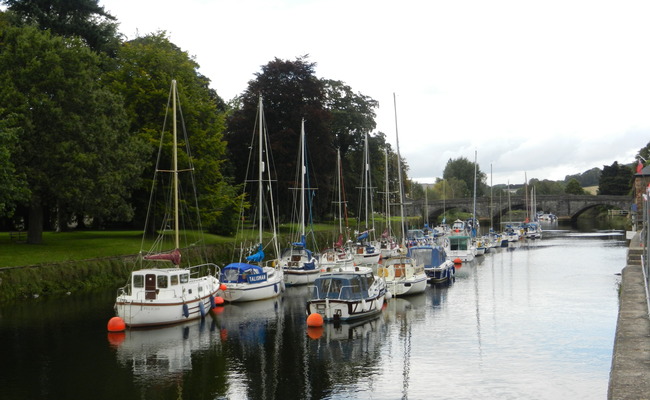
(111, 318, 221, 384)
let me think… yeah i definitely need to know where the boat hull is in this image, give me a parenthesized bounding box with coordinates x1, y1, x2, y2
(283, 268, 321, 286)
(222, 275, 284, 302)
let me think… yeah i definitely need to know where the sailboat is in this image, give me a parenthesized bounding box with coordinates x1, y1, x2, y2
(319, 149, 355, 270)
(279, 119, 321, 285)
(114, 80, 221, 328)
(350, 132, 381, 266)
(220, 96, 284, 302)
(379, 93, 427, 295)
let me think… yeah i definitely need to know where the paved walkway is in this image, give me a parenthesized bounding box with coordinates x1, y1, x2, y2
(608, 233, 650, 400)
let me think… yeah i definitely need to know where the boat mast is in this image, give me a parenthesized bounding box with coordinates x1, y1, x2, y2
(393, 93, 406, 245)
(258, 95, 264, 245)
(472, 150, 477, 237)
(300, 119, 306, 240)
(172, 80, 180, 250)
(384, 148, 392, 238)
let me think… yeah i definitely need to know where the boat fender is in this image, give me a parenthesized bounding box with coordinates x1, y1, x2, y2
(209, 295, 215, 309)
(199, 301, 206, 318)
(182, 303, 189, 318)
(274, 283, 278, 293)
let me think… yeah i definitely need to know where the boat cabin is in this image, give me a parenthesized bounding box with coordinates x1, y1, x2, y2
(449, 236, 471, 251)
(311, 272, 375, 300)
(408, 246, 448, 268)
(129, 268, 191, 300)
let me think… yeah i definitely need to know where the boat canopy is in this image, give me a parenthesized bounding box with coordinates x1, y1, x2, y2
(312, 274, 373, 300)
(221, 262, 267, 284)
(408, 246, 447, 268)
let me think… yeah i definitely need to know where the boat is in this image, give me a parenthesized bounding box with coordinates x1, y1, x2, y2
(378, 254, 427, 296)
(350, 132, 381, 266)
(447, 234, 476, 262)
(378, 94, 428, 297)
(114, 80, 221, 328)
(319, 150, 354, 270)
(306, 266, 387, 322)
(408, 244, 455, 283)
(220, 95, 284, 302)
(379, 149, 400, 258)
(279, 119, 321, 285)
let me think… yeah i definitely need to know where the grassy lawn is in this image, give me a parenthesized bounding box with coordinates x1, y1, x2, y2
(0, 223, 341, 268)
(0, 230, 234, 268)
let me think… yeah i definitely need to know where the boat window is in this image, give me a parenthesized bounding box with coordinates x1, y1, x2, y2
(180, 273, 189, 283)
(170, 275, 179, 286)
(133, 274, 144, 288)
(157, 275, 168, 288)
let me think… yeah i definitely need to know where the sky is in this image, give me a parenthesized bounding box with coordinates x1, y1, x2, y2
(98, 0, 649, 185)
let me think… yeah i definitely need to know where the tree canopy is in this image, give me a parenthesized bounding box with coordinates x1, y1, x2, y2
(598, 161, 633, 195)
(0, 22, 148, 242)
(442, 157, 487, 198)
(2, 0, 121, 55)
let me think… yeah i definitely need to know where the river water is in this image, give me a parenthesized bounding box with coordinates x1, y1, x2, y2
(0, 224, 627, 399)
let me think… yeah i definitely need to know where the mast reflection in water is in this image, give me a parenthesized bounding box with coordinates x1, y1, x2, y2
(0, 226, 625, 399)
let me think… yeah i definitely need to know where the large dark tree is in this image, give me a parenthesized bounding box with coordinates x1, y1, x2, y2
(0, 23, 147, 243)
(225, 56, 336, 221)
(598, 161, 633, 195)
(2, 0, 120, 55)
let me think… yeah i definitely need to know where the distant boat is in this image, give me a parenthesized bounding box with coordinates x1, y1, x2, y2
(220, 96, 284, 302)
(114, 80, 221, 328)
(307, 266, 387, 322)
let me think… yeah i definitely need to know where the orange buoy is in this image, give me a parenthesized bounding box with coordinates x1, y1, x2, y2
(219, 283, 227, 291)
(306, 312, 324, 327)
(214, 296, 225, 306)
(107, 316, 126, 332)
(307, 326, 324, 340)
(453, 258, 462, 264)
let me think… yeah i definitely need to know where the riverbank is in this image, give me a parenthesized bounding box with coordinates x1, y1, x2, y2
(608, 231, 650, 399)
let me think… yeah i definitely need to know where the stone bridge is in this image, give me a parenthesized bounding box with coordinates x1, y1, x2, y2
(405, 194, 633, 224)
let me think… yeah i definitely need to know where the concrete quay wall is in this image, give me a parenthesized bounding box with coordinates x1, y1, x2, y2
(608, 232, 650, 399)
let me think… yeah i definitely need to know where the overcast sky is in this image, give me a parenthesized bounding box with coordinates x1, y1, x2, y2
(99, 0, 649, 185)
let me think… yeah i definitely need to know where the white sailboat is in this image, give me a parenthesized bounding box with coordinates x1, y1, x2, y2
(380, 93, 427, 296)
(319, 149, 354, 270)
(114, 80, 221, 328)
(350, 132, 381, 265)
(220, 96, 284, 302)
(280, 119, 321, 285)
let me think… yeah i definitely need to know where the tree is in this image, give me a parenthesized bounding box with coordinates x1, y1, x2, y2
(564, 167, 601, 187)
(598, 161, 633, 195)
(0, 23, 148, 243)
(2, 0, 120, 55)
(104, 32, 239, 235)
(442, 157, 486, 198)
(0, 117, 29, 220)
(564, 178, 585, 195)
(322, 79, 378, 156)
